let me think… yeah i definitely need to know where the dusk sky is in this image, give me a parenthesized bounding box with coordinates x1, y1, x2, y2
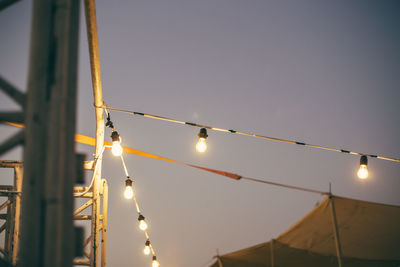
(1, 1, 400, 267)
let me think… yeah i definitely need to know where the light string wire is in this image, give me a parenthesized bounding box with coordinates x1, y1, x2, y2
(103, 105, 400, 163)
(76, 145, 108, 197)
(105, 107, 159, 264)
(119, 150, 158, 259)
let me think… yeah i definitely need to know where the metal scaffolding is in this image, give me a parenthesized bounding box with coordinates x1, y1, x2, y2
(0, 161, 23, 266)
(0, 0, 108, 266)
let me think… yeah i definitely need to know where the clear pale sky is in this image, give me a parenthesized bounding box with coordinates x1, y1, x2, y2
(1, 1, 400, 267)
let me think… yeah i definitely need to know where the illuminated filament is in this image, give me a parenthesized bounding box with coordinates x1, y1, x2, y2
(124, 178, 134, 199)
(111, 131, 123, 156)
(357, 155, 369, 179)
(144, 239, 151, 255)
(196, 128, 208, 153)
(138, 214, 148, 231)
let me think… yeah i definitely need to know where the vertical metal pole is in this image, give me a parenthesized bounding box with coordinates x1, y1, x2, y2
(216, 257, 223, 267)
(101, 179, 108, 267)
(329, 195, 343, 267)
(270, 239, 275, 267)
(5, 192, 14, 262)
(19, 0, 80, 266)
(11, 166, 23, 265)
(83, 0, 105, 266)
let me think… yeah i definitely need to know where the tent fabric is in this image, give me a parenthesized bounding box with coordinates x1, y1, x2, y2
(210, 196, 400, 267)
(210, 240, 400, 267)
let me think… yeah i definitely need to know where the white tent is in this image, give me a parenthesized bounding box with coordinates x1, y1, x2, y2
(210, 196, 400, 267)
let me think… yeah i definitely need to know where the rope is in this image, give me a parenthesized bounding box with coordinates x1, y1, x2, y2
(241, 177, 328, 195)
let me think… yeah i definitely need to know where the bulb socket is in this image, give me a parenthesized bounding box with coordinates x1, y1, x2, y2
(360, 155, 368, 166)
(152, 256, 157, 261)
(125, 178, 133, 187)
(198, 128, 208, 139)
(145, 239, 151, 246)
(138, 214, 145, 221)
(111, 131, 120, 142)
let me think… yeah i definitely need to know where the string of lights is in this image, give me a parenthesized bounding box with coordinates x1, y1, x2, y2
(105, 114, 161, 267)
(102, 104, 400, 180)
(103, 105, 400, 163)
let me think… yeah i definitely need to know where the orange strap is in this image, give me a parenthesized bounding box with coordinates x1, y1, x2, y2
(4, 122, 241, 180)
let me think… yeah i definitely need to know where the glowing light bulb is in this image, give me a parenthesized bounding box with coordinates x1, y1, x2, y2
(124, 178, 133, 199)
(139, 220, 148, 231)
(358, 165, 368, 179)
(144, 240, 151, 255)
(196, 128, 208, 153)
(111, 131, 123, 156)
(112, 141, 123, 156)
(357, 155, 369, 179)
(196, 137, 207, 153)
(152, 256, 160, 267)
(138, 214, 148, 231)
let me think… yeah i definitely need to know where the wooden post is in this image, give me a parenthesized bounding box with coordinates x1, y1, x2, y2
(19, 0, 80, 266)
(329, 195, 343, 267)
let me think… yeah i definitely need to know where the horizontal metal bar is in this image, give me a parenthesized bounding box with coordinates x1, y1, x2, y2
(83, 160, 94, 170)
(0, 186, 15, 190)
(0, 160, 23, 168)
(73, 186, 92, 192)
(74, 215, 92, 220)
(73, 192, 93, 198)
(0, 191, 20, 196)
(73, 259, 90, 266)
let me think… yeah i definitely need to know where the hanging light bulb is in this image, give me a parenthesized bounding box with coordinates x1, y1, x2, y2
(138, 214, 148, 231)
(152, 256, 160, 267)
(357, 155, 369, 179)
(143, 239, 151, 255)
(196, 128, 208, 153)
(111, 131, 123, 156)
(124, 177, 134, 199)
